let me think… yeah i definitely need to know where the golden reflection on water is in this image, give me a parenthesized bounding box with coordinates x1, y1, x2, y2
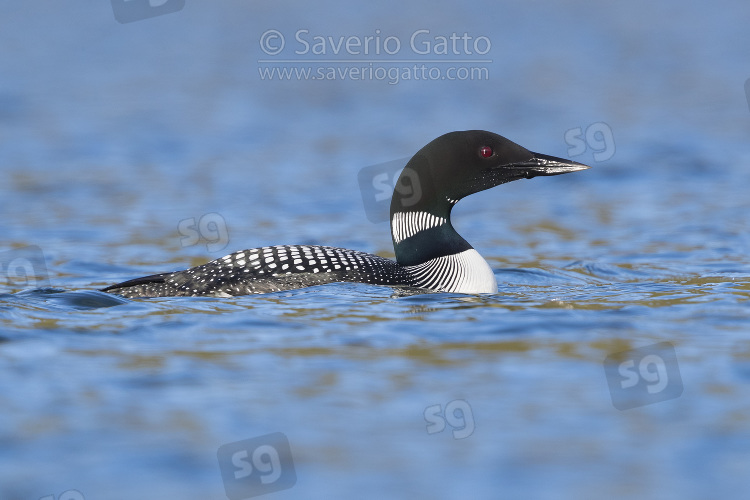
(69, 336, 656, 371)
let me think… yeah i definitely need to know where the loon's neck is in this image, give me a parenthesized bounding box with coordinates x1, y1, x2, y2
(391, 204, 465, 266)
(387, 151, 498, 293)
(389, 204, 497, 294)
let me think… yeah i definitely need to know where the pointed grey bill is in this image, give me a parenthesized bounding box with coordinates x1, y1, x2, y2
(504, 152, 591, 176)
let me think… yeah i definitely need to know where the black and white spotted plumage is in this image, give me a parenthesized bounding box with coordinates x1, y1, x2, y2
(102, 131, 589, 298)
(102, 245, 411, 298)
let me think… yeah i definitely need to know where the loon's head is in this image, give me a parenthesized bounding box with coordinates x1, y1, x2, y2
(390, 130, 590, 216)
(388, 130, 591, 268)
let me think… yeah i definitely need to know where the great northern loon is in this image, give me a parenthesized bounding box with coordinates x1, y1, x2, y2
(102, 130, 589, 298)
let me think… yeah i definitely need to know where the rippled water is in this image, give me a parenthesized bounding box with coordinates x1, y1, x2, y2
(2, 1, 750, 499)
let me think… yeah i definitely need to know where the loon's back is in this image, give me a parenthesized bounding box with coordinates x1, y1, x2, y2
(102, 245, 409, 298)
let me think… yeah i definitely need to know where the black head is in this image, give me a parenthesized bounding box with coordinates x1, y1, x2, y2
(390, 130, 590, 218)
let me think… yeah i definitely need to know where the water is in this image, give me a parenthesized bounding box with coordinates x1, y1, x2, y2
(2, 1, 750, 499)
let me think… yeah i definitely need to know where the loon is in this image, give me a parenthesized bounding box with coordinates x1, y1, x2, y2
(102, 130, 589, 298)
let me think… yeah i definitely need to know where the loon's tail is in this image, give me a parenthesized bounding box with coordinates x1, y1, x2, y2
(100, 272, 178, 298)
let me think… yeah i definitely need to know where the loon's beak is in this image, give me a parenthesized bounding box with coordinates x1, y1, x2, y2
(505, 152, 590, 178)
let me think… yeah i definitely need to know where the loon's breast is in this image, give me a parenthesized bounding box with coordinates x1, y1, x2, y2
(402, 249, 497, 294)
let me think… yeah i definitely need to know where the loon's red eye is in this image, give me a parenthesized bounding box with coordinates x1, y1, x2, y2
(479, 146, 493, 158)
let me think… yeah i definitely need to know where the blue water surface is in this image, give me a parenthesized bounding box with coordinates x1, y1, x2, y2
(2, 1, 750, 499)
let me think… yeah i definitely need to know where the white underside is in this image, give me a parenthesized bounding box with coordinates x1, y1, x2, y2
(404, 249, 498, 294)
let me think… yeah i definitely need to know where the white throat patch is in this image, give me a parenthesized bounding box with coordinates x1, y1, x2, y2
(403, 249, 498, 294)
(391, 211, 447, 244)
